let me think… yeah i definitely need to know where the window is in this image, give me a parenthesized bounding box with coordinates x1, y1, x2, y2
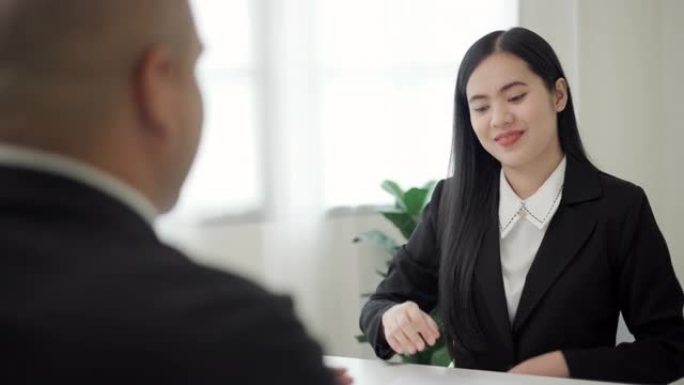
(318, 0, 517, 206)
(173, 0, 261, 218)
(169, 0, 518, 219)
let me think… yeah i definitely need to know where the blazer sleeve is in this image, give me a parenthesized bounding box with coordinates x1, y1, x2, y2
(359, 180, 444, 360)
(563, 189, 684, 384)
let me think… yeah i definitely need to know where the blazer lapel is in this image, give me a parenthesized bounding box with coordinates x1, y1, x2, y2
(512, 205, 596, 331)
(512, 156, 602, 332)
(473, 221, 515, 360)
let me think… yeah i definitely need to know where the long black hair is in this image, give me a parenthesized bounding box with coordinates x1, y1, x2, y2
(438, 27, 591, 358)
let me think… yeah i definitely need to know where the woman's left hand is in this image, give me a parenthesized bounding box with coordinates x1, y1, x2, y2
(508, 350, 569, 377)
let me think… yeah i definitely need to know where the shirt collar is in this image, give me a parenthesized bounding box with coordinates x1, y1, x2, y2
(0, 144, 158, 225)
(499, 156, 566, 238)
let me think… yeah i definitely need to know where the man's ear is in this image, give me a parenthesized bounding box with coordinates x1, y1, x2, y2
(134, 45, 176, 139)
(554, 78, 568, 113)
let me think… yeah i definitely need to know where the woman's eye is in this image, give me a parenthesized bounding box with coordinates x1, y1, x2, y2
(473, 106, 489, 113)
(508, 93, 527, 103)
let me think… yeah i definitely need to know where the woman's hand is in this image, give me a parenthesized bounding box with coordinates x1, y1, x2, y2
(508, 350, 569, 377)
(381, 301, 440, 355)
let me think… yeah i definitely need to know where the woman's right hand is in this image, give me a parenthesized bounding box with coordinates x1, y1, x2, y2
(381, 301, 441, 355)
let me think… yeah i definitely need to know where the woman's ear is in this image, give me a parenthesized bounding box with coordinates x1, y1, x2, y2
(554, 78, 568, 113)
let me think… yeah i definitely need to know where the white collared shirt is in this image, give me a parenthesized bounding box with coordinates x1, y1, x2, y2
(499, 156, 566, 324)
(0, 144, 158, 225)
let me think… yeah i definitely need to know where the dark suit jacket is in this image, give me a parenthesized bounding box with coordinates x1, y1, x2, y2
(0, 166, 333, 384)
(361, 156, 684, 384)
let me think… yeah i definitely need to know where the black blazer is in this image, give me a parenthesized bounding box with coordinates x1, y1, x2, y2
(361, 156, 684, 384)
(0, 166, 333, 384)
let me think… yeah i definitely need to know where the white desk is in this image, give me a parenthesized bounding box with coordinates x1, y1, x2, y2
(324, 356, 631, 385)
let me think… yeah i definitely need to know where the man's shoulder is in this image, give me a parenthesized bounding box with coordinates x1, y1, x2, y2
(128, 244, 305, 337)
(2, 239, 333, 384)
(128, 245, 333, 383)
(120, 242, 295, 317)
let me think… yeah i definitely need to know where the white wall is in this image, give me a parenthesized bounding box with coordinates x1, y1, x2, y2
(159, 0, 684, 359)
(661, 0, 684, 285)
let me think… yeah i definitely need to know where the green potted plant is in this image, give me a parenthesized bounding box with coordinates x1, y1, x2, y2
(354, 180, 450, 367)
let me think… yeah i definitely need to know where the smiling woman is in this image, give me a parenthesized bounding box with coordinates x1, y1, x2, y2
(360, 27, 684, 384)
(466, 52, 568, 198)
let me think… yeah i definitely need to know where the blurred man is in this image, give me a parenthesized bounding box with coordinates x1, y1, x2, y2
(0, 1, 349, 383)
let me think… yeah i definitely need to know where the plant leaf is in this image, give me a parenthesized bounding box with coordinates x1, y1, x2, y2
(429, 345, 451, 366)
(403, 187, 429, 219)
(381, 180, 407, 210)
(353, 230, 400, 256)
(380, 212, 416, 240)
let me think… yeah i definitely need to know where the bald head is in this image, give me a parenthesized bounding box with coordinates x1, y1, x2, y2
(0, 0, 197, 146)
(0, 0, 204, 212)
